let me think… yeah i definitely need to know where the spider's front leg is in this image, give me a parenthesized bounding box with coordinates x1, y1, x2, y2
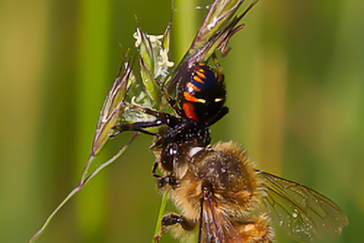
(110, 119, 164, 138)
(212, 52, 224, 78)
(110, 102, 181, 137)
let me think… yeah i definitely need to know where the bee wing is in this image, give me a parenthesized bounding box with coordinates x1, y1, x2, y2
(255, 170, 348, 242)
(200, 196, 243, 243)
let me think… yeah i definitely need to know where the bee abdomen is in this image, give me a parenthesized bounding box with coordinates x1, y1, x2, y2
(234, 215, 275, 243)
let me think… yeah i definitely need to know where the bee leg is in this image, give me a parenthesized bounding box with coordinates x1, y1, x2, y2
(154, 213, 196, 242)
(151, 161, 179, 189)
(157, 174, 178, 189)
(152, 161, 162, 177)
(234, 215, 274, 243)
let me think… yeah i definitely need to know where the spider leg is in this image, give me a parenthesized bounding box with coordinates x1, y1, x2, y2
(110, 101, 185, 138)
(206, 106, 229, 126)
(151, 118, 198, 149)
(211, 52, 224, 76)
(121, 101, 174, 119)
(110, 118, 166, 138)
(164, 90, 184, 116)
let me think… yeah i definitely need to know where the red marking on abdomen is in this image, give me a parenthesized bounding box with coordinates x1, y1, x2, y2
(183, 103, 199, 122)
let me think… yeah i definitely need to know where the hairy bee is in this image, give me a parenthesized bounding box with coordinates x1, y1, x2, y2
(154, 142, 348, 243)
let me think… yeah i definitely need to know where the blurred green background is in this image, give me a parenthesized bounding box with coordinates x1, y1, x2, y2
(0, 0, 362, 242)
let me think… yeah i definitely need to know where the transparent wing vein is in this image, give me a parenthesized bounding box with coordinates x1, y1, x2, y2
(255, 170, 348, 242)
